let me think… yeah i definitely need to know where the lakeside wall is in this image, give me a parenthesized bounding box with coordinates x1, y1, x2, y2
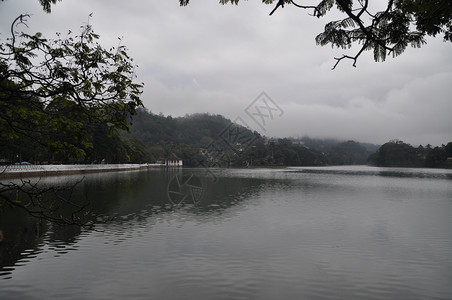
(0, 164, 165, 179)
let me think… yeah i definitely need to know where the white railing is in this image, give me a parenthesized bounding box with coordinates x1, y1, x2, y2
(1, 163, 163, 174)
(1, 164, 45, 172)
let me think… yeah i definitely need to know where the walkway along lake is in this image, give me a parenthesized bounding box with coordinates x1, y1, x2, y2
(1, 166, 451, 299)
(0, 163, 164, 179)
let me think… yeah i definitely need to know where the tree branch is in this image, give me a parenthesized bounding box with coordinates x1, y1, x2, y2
(0, 177, 93, 227)
(332, 39, 369, 69)
(289, 0, 319, 16)
(270, 0, 285, 16)
(336, 0, 393, 52)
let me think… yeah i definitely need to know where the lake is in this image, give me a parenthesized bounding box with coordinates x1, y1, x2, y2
(1, 166, 452, 299)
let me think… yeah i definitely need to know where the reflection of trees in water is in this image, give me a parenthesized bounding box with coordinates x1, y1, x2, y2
(86, 168, 275, 227)
(286, 167, 452, 180)
(0, 169, 168, 277)
(0, 168, 292, 278)
(0, 212, 46, 278)
(172, 169, 296, 221)
(0, 209, 83, 279)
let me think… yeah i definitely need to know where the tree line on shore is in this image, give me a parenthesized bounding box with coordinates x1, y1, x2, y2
(369, 140, 452, 168)
(122, 108, 377, 167)
(125, 109, 452, 169)
(2, 107, 451, 168)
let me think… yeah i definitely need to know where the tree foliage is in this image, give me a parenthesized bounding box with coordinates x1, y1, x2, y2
(0, 0, 61, 13)
(327, 140, 369, 165)
(180, 0, 451, 68)
(369, 140, 451, 168)
(0, 15, 143, 160)
(0, 3, 143, 225)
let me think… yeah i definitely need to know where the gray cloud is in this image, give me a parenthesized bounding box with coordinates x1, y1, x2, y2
(1, 0, 451, 145)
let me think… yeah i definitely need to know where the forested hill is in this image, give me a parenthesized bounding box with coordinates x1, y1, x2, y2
(124, 108, 379, 167)
(123, 108, 264, 165)
(127, 108, 259, 147)
(8, 106, 450, 168)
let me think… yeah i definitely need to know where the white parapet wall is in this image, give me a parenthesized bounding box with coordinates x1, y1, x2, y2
(0, 163, 165, 179)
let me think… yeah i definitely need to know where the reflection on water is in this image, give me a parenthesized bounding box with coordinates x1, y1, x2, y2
(1, 166, 452, 299)
(288, 165, 452, 179)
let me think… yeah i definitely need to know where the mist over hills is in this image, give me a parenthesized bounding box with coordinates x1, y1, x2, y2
(124, 108, 379, 166)
(125, 108, 451, 168)
(2, 107, 450, 168)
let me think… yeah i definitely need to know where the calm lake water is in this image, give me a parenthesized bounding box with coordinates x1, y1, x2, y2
(1, 166, 452, 299)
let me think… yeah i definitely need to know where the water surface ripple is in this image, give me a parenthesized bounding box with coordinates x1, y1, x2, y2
(1, 166, 451, 299)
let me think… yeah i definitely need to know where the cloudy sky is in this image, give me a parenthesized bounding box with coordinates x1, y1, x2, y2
(1, 0, 451, 146)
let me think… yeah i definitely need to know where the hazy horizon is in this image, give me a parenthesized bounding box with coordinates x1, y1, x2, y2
(139, 107, 450, 148)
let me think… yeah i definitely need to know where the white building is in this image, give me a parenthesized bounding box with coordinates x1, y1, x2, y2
(166, 153, 183, 167)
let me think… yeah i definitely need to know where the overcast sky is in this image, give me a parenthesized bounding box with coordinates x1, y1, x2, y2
(1, 0, 451, 146)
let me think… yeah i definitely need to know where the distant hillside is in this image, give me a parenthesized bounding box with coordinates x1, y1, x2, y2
(368, 140, 452, 168)
(128, 108, 260, 147)
(124, 108, 264, 165)
(289, 137, 379, 165)
(122, 110, 451, 169)
(290, 136, 379, 153)
(124, 109, 381, 167)
(290, 136, 342, 151)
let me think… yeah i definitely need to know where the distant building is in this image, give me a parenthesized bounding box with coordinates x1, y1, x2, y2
(166, 153, 183, 167)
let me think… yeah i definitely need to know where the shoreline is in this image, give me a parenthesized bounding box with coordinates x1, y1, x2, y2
(0, 164, 165, 180)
